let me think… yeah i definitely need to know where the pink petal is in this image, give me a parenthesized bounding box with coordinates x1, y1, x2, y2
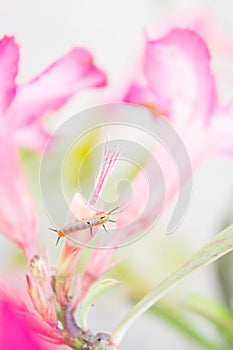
(0, 299, 50, 350)
(58, 141, 121, 294)
(0, 122, 37, 260)
(27, 255, 57, 327)
(124, 82, 167, 116)
(0, 36, 18, 113)
(63, 142, 120, 238)
(90, 140, 120, 206)
(55, 248, 81, 306)
(6, 47, 107, 130)
(13, 122, 51, 152)
(67, 192, 97, 223)
(0, 286, 63, 347)
(0, 284, 63, 345)
(144, 28, 217, 123)
(78, 248, 116, 301)
(209, 100, 233, 156)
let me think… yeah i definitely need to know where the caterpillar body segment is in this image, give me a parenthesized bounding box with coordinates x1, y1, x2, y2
(49, 207, 118, 245)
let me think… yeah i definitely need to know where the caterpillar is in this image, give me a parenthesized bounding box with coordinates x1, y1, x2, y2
(49, 207, 118, 245)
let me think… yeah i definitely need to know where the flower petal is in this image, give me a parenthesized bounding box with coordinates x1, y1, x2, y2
(0, 36, 18, 113)
(90, 140, 121, 206)
(0, 122, 37, 260)
(0, 287, 63, 348)
(67, 192, 97, 223)
(13, 122, 51, 152)
(6, 47, 107, 130)
(144, 28, 217, 123)
(124, 83, 166, 115)
(0, 299, 45, 350)
(210, 100, 233, 156)
(79, 249, 116, 299)
(28, 255, 57, 327)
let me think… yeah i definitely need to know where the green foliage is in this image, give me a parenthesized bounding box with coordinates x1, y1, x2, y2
(185, 295, 233, 347)
(79, 279, 119, 331)
(151, 302, 230, 350)
(110, 224, 233, 346)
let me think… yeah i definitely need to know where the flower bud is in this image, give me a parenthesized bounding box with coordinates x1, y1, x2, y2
(27, 255, 57, 327)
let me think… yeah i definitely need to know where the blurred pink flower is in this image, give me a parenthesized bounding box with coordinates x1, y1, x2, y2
(0, 142, 119, 349)
(119, 29, 233, 227)
(0, 122, 37, 260)
(125, 28, 233, 154)
(0, 284, 63, 349)
(125, 28, 216, 122)
(0, 35, 106, 259)
(0, 142, 120, 348)
(81, 28, 233, 289)
(49, 29, 233, 321)
(1, 36, 106, 152)
(0, 35, 108, 347)
(1, 300, 46, 350)
(1, 26, 232, 349)
(147, 13, 233, 85)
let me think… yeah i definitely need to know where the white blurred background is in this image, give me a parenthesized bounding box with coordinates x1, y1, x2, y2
(0, 1, 233, 349)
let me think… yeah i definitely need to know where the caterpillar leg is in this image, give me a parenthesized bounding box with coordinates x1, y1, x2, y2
(56, 236, 61, 246)
(102, 224, 108, 233)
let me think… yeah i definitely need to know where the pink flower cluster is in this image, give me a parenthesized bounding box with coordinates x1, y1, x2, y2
(0, 36, 107, 349)
(0, 22, 233, 349)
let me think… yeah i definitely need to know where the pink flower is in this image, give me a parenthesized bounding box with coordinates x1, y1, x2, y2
(1, 27, 232, 349)
(0, 35, 110, 348)
(0, 122, 37, 260)
(0, 141, 120, 348)
(125, 28, 217, 122)
(0, 284, 63, 349)
(0, 36, 106, 259)
(0, 300, 46, 350)
(49, 29, 233, 321)
(1, 36, 106, 152)
(55, 141, 120, 307)
(81, 28, 233, 289)
(147, 13, 233, 81)
(118, 29, 233, 230)
(124, 28, 233, 154)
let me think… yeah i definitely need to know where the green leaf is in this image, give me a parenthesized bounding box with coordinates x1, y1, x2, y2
(151, 303, 228, 350)
(185, 295, 233, 346)
(110, 224, 233, 346)
(79, 278, 119, 331)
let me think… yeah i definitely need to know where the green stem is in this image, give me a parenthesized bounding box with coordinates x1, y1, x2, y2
(110, 224, 233, 346)
(60, 306, 86, 349)
(60, 305, 116, 349)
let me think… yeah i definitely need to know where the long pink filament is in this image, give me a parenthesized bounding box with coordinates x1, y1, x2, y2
(90, 140, 120, 206)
